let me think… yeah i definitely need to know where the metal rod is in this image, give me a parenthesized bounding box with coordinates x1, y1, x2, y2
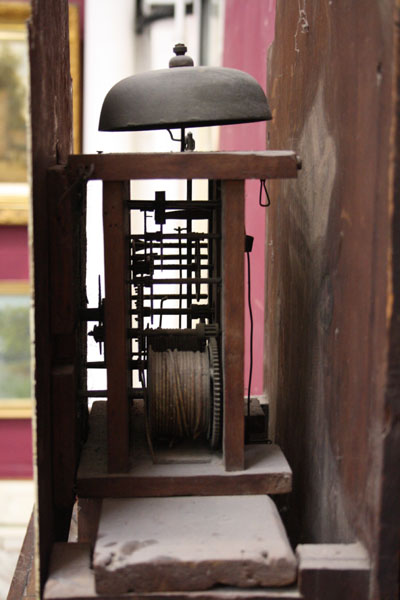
(186, 178, 193, 328)
(130, 276, 221, 285)
(129, 307, 213, 316)
(145, 253, 209, 261)
(132, 292, 208, 300)
(86, 360, 144, 369)
(128, 200, 218, 209)
(127, 328, 205, 338)
(130, 232, 219, 240)
(133, 243, 209, 251)
(132, 262, 210, 271)
(79, 388, 144, 399)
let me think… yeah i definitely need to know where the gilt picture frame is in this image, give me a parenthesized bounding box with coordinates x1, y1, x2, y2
(0, 2, 81, 226)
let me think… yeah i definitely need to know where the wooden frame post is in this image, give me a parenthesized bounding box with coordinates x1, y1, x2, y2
(221, 180, 245, 471)
(103, 181, 131, 473)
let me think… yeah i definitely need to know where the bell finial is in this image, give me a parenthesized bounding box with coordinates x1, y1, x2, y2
(169, 43, 194, 68)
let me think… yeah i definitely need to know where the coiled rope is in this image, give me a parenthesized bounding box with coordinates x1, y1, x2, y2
(147, 347, 210, 442)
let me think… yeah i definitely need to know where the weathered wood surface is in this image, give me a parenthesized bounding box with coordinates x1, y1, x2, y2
(77, 499, 102, 550)
(103, 181, 131, 473)
(48, 166, 87, 538)
(67, 151, 300, 181)
(266, 2, 400, 598)
(222, 180, 245, 470)
(44, 543, 301, 600)
(7, 513, 35, 600)
(297, 543, 370, 600)
(76, 402, 292, 497)
(28, 0, 74, 591)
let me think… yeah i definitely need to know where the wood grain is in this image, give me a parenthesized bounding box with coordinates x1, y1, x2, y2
(67, 151, 299, 181)
(266, 2, 400, 598)
(28, 0, 73, 591)
(297, 543, 370, 600)
(77, 499, 102, 550)
(76, 402, 291, 497)
(103, 181, 131, 473)
(221, 181, 245, 471)
(47, 166, 86, 538)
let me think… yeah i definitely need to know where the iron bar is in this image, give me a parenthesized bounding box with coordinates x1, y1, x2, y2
(127, 327, 206, 339)
(79, 388, 145, 399)
(129, 307, 213, 316)
(86, 360, 144, 369)
(130, 232, 219, 240)
(132, 262, 210, 271)
(128, 200, 218, 209)
(130, 276, 220, 285)
(144, 253, 209, 261)
(131, 292, 208, 300)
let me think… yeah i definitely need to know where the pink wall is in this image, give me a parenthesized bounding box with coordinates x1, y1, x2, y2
(220, 0, 275, 395)
(0, 420, 33, 478)
(0, 226, 29, 280)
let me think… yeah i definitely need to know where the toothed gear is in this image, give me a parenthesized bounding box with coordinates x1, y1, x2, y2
(208, 336, 222, 449)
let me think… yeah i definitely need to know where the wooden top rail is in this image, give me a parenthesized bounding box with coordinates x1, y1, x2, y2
(67, 151, 300, 181)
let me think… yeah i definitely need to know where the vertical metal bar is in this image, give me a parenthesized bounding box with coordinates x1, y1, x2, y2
(221, 179, 245, 471)
(186, 178, 193, 328)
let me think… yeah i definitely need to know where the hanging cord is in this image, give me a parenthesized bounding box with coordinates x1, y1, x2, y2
(245, 236, 254, 418)
(245, 232, 273, 445)
(259, 179, 271, 207)
(246, 251, 253, 418)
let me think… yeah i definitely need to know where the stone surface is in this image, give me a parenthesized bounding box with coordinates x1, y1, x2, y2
(43, 543, 96, 599)
(0, 480, 34, 600)
(93, 495, 297, 594)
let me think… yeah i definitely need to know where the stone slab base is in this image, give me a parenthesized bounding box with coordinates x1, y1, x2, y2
(93, 495, 297, 594)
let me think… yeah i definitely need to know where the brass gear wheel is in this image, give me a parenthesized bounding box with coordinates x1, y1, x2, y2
(208, 336, 222, 449)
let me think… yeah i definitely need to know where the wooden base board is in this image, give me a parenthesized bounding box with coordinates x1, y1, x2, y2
(76, 402, 292, 497)
(44, 543, 301, 600)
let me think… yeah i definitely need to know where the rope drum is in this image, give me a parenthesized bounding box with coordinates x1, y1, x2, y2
(147, 348, 210, 441)
(147, 338, 221, 448)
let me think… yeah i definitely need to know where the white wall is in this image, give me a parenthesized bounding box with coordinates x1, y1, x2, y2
(83, 0, 225, 391)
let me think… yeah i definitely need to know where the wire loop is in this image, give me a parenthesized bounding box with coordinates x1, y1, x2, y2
(259, 179, 271, 207)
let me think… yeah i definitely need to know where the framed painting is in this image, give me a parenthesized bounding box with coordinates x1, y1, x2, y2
(0, 280, 31, 418)
(0, 2, 81, 226)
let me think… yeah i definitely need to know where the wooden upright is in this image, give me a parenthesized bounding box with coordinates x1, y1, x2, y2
(222, 180, 245, 471)
(102, 181, 131, 473)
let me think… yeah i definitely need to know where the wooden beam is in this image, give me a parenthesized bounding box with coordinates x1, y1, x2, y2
(221, 181, 245, 471)
(76, 402, 291, 497)
(29, 0, 73, 588)
(67, 151, 300, 181)
(297, 544, 370, 600)
(77, 498, 102, 550)
(47, 166, 86, 538)
(77, 469, 291, 499)
(103, 181, 131, 473)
